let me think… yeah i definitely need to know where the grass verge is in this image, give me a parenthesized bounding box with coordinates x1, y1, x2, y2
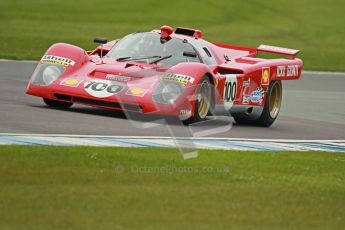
(0, 146, 344, 229)
(0, 0, 345, 71)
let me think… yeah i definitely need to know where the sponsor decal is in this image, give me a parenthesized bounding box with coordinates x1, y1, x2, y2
(60, 78, 83, 87)
(243, 80, 250, 87)
(106, 74, 131, 82)
(223, 74, 237, 110)
(261, 67, 270, 86)
(242, 95, 251, 104)
(277, 66, 285, 77)
(250, 86, 265, 103)
(126, 88, 148, 97)
(41, 55, 75, 67)
(84, 79, 124, 98)
(180, 109, 192, 115)
(287, 65, 299, 77)
(277, 65, 299, 77)
(162, 73, 194, 85)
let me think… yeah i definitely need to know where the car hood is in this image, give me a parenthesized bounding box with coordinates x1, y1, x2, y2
(89, 57, 169, 80)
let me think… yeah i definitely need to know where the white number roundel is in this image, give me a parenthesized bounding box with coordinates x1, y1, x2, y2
(223, 74, 237, 110)
(84, 79, 124, 98)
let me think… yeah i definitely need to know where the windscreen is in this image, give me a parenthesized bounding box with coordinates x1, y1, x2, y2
(106, 33, 200, 65)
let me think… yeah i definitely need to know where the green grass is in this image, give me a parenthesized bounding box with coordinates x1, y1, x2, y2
(0, 146, 344, 229)
(0, 0, 345, 71)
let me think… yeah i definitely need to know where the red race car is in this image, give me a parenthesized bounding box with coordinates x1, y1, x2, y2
(26, 25, 302, 127)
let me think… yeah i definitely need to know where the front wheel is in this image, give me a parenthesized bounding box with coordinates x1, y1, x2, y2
(183, 76, 212, 125)
(233, 80, 282, 127)
(43, 98, 73, 108)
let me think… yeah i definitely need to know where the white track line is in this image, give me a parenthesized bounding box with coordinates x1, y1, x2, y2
(1, 133, 345, 142)
(0, 134, 344, 152)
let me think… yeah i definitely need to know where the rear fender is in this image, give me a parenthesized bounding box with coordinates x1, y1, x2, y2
(243, 58, 303, 97)
(269, 58, 303, 81)
(230, 57, 302, 109)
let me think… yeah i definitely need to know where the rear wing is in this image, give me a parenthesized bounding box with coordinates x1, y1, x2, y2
(257, 45, 300, 58)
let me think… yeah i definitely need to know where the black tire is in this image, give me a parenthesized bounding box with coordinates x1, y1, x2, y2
(43, 98, 73, 108)
(207, 82, 216, 116)
(233, 80, 282, 127)
(183, 76, 212, 125)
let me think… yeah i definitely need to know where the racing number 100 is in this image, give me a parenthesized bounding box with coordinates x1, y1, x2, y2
(84, 81, 122, 94)
(224, 81, 237, 102)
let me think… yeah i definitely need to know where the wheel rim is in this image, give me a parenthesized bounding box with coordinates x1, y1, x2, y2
(197, 80, 211, 119)
(269, 81, 282, 119)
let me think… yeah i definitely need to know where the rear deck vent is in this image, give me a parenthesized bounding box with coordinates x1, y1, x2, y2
(175, 28, 195, 37)
(218, 68, 244, 75)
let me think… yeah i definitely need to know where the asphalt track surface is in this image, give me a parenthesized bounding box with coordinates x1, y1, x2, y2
(0, 60, 344, 139)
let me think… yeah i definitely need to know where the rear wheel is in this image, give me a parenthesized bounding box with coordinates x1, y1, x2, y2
(183, 77, 212, 125)
(233, 80, 282, 127)
(43, 98, 73, 108)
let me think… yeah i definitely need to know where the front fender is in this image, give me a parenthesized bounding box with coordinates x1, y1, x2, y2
(169, 62, 215, 86)
(41, 43, 89, 73)
(165, 63, 216, 117)
(26, 43, 89, 95)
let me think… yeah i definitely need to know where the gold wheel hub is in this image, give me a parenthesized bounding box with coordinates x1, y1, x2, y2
(269, 81, 282, 119)
(198, 80, 211, 119)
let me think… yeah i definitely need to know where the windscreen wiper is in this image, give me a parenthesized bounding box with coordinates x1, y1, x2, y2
(150, 55, 173, 64)
(116, 55, 161, 62)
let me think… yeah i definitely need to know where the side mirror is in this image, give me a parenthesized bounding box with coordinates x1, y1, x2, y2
(93, 38, 107, 60)
(94, 38, 107, 44)
(183, 51, 197, 58)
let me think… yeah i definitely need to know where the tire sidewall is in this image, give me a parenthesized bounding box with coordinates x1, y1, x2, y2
(183, 76, 212, 124)
(258, 80, 282, 126)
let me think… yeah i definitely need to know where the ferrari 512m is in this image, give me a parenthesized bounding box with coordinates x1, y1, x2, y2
(26, 25, 303, 126)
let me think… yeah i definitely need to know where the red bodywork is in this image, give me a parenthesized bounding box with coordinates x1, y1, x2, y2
(26, 26, 303, 119)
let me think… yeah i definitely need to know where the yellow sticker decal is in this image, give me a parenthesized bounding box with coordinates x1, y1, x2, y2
(126, 88, 148, 97)
(162, 73, 194, 86)
(60, 78, 82, 87)
(261, 67, 270, 86)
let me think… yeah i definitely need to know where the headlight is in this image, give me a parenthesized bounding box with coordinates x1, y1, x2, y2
(42, 65, 62, 85)
(152, 81, 184, 104)
(31, 64, 65, 86)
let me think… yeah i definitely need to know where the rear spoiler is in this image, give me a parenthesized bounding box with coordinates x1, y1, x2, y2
(257, 44, 300, 58)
